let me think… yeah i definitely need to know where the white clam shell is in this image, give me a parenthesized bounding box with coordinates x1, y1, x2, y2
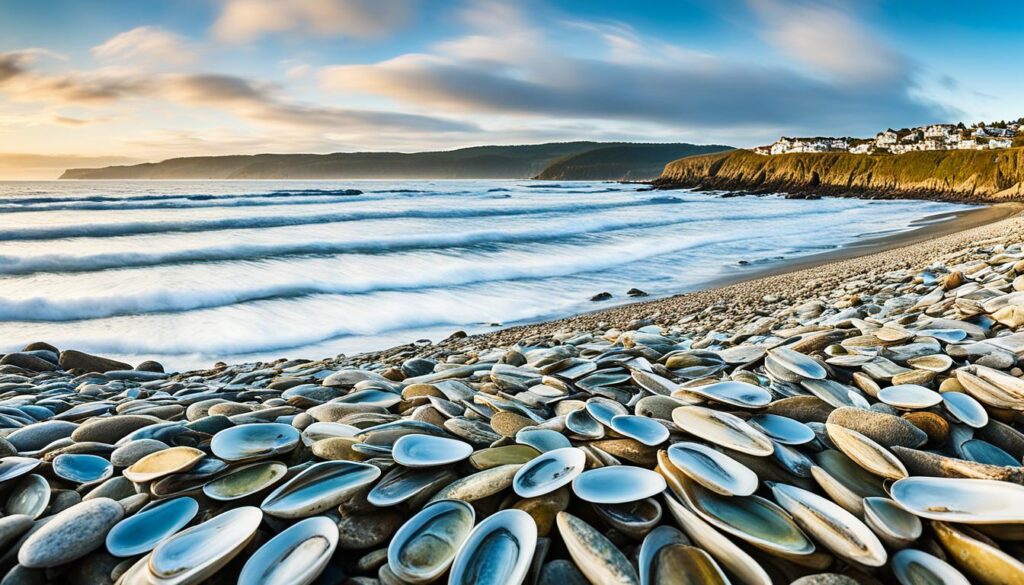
(448, 509, 537, 585)
(261, 461, 381, 519)
(513, 447, 585, 498)
(389, 500, 475, 584)
(572, 465, 667, 504)
(238, 516, 338, 585)
(149, 506, 262, 585)
(891, 477, 1024, 524)
(392, 434, 473, 468)
(666, 442, 758, 496)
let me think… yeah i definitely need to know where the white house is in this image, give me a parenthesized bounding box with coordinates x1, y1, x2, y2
(875, 131, 898, 146)
(924, 124, 955, 139)
(989, 138, 1013, 149)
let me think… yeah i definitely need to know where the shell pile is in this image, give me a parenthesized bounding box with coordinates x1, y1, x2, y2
(4, 242, 1024, 584)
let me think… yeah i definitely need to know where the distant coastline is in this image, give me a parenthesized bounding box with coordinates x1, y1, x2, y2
(58, 142, 732, 181)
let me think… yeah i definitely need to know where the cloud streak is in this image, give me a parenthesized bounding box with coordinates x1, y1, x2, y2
(322, 2, 954, 138)
(212, 0, 416, 43)
(92, 26, 198, 66)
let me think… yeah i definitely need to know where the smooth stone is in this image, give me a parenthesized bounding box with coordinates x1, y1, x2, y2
(70, 415, 159, 444)
(449, 509, 538, 585)
(825, 407, 928, 448)
(18, 498, 124, 568)
(7, 421, 78, 452)
(538, 559, 589, 585)
(391, 434, 473, 468)
(337, 510, 405, 550)
(238, 516, 338, 585)
(0, 515, 33, 552)
(469, 445, 541, 470)
(52, 453, 113, 484)
(210, 422, 300, 462)
(388, 500, 475, 584)
(106, 496, 199, 557)
(513, 447, 586, 498)
(572, 465, 667, 504)
(429, 464, 522, 503)
(109, 439, 168, 467)
(149, 506, 262, 584)
(58, 350, 131, 373)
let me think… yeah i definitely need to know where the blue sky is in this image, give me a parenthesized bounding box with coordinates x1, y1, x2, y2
(1, 0, 1022, 177)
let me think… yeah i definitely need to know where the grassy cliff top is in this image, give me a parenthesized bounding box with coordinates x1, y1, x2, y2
(656, 147, 1024, 201)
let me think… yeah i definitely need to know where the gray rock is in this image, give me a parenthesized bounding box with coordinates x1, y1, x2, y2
(109, 439, 167, 468)
(17, 498, 124, 568)
(0, 515, 33, 553)
(7, 421, 78, 452)
(70, 415, 160, 444)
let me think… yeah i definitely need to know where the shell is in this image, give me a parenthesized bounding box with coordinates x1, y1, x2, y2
(449, 509, 538, 585)
(237, 516, 339, 585)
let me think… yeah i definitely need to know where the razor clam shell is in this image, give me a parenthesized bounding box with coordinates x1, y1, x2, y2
(671, 406, 774, 456)
(449, 509, 538, 585)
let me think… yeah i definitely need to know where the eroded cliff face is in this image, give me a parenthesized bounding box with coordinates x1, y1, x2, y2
(655, 148, 1024, 202)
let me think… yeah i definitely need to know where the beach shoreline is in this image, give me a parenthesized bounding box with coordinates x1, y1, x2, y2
(348, 200, 1023, 365)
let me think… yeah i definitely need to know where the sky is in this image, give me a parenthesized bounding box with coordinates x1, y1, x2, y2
(1, 0, 1023, 178)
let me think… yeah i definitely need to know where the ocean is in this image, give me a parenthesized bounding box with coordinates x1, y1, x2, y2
(0, 180, 973, 371)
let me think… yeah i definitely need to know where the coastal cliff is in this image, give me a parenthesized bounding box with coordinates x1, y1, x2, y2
(534, 143, 731, 180)
(655, 147, 1024, 202)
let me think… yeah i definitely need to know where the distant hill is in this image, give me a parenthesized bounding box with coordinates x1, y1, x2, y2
(59, 142, 731, 180)
(655, 147, 1024, 202)
(535, 143, 732, 180)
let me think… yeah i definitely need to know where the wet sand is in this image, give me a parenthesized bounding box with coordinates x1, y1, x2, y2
(416, 201, 1024, 356)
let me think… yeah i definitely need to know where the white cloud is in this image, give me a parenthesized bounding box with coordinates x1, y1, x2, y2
(212, 0, 415, 43)
(749, 0, 907, 83)
(92, 26, 197, 66)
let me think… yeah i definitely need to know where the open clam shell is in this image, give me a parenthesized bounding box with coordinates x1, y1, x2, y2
(748, 414, 815, 445)
(203, 461, 288, 501)
(513, 447, 586, 498)
(769, 482, 887, 567)
(572, 465, 667, 504)
(878, 384, 942, 409)
(123, 446, 205, 483)
(449, 508, 537, 585)
(674, 380, 771, 408)
(891, 477, 1024, 524)
(665, 442, 758, 496)
(388, 499, 475, 584)
(672, 406, 774, 456)
(661, 493, 772, 585)
(261, 460, 381, 518)
(210, 423, 300, 462)
(664, 463, 814, 557)
(892, 548, 970, 585)
(942, 392, 989, 428)
(609, 415, 669, 446)
(238, 516, 338, 585)
(107, 496, 199, 557)
(148, 506, 262, 585)
(52, 453, 113, 484)
(767, 347, 827, 380)
(392, 434, 473, 468)
(862, 496, 922, 549)
(638, 525, 689, 585)
(826, 423, 908, 480)
(4, 474, 50, 519)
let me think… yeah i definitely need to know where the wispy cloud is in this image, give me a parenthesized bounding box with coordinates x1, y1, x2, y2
(749, 0, 908, 83)
(0, 51, 475, 135)
(321, 2, 953, 139)
(92, 26, 198, 66)
(212, 0, 416, 43)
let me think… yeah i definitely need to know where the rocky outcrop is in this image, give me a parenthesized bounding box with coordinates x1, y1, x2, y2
(654, 148, 1024, 202)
